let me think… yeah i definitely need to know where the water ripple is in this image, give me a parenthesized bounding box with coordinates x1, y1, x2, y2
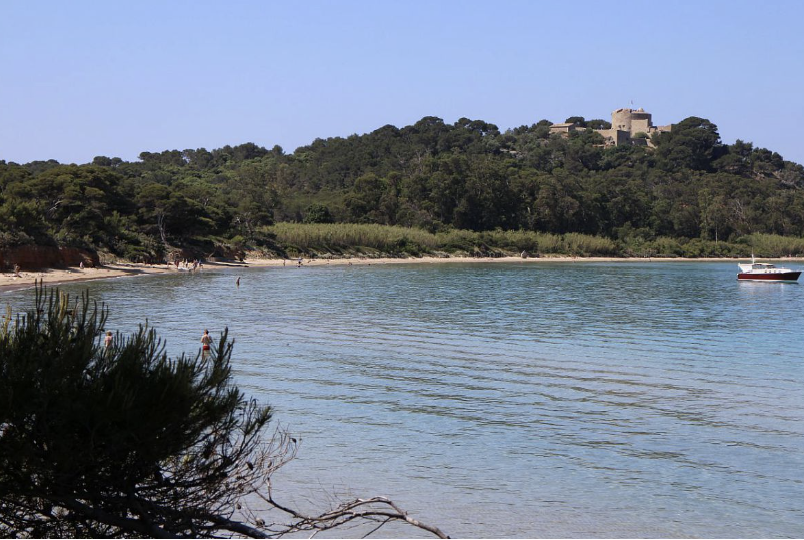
(5, 261, 804, 537)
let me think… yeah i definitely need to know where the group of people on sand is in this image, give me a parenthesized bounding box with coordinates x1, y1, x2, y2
(171, 259, 203, 273)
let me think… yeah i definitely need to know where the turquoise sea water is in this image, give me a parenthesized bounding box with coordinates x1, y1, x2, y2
(4, 261, 804, 538)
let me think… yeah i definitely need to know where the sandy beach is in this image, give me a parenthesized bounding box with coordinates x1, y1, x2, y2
(0, 263, 175, 292)
(3, 254, 799, 293)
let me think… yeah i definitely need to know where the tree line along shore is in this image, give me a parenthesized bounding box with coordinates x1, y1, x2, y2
(3, 114, 804, 269)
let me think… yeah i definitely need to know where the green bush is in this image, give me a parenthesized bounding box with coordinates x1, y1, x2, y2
(0, 285, 271, 537)
(0, 285, 447, 538)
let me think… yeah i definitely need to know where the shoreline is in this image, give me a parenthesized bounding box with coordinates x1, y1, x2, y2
(4, 255, 804, 293)
(0, 263, 173, 293)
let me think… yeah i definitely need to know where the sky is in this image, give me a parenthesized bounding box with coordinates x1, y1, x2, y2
(2, 0, 804, 165)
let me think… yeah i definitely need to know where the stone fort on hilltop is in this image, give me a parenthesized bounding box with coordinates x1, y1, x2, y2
(549, 107, 672, 147)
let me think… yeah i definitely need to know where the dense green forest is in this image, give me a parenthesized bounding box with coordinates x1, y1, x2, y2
(2, 114, 804, 263)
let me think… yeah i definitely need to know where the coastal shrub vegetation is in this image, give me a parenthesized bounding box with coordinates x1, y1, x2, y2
(3, 115, 804, 263)
(266, 223, 626, 258)
(0, 284, 446, 538)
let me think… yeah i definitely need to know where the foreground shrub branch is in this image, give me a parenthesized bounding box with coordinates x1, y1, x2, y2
(0, 283, 447, 538)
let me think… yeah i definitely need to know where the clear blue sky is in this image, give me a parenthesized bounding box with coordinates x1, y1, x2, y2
(2, 0, 803, 165)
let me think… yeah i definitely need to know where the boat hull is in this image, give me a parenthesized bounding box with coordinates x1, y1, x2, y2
(737, 271, 801, 282)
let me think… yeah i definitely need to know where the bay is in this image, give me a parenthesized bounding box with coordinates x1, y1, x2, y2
(4, 261, 804, 538)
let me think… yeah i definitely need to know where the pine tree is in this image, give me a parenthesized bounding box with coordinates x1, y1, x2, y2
(0, 284, 446, 538)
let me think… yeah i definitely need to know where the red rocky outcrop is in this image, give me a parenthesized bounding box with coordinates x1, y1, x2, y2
(1, 246, 100, 270)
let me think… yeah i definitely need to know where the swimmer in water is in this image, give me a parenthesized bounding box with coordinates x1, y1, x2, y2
(201, 329, 212, 357)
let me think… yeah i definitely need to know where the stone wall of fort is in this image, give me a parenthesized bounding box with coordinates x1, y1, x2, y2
(597, 107, 671, 147)
(548, 107, 672, 147)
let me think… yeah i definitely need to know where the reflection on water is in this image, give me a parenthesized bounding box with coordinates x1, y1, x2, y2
(4, 262, 804, 538)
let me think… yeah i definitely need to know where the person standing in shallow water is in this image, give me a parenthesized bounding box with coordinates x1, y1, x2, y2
(236, 276, 240, 287)
(201, 329, 212, 357)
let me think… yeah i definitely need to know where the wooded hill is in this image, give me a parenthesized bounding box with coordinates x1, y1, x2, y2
(2, 115, 804, 262)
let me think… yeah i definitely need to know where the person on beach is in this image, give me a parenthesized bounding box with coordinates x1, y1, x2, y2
(201, 329, 212, 357)
(104, 331, 113, 353)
